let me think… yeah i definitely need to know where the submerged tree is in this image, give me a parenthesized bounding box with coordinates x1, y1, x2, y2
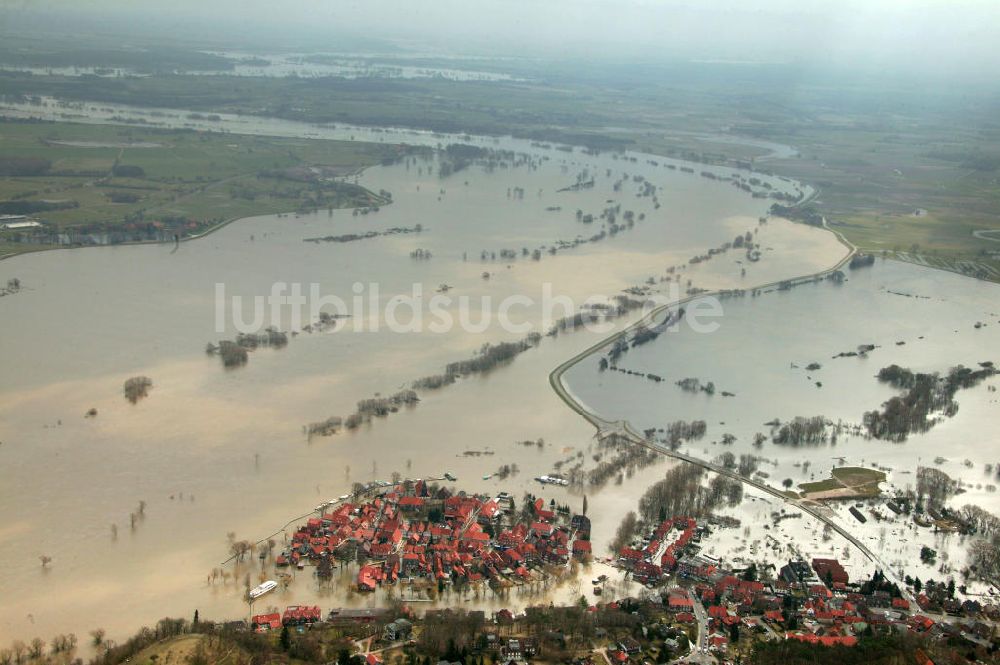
(123, 376, 153, 404)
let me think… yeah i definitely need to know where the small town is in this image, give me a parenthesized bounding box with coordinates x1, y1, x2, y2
(188, 480, 1000, 664)
(273, 480, 587, 594)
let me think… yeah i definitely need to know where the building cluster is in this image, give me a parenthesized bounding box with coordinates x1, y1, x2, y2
(241, 559, 998, 662)
(255, 488, 1000, 659)
(251, 605, 322, 632)
(657, 552, 998, 656)
(616, 516, 699, 584)
(277, 481, 592, 593)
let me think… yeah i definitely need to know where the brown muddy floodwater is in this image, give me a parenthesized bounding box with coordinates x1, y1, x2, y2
(0, 103, 848, 647)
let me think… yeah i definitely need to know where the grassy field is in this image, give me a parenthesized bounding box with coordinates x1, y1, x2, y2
(799, 466, 886, 499)
(0, 119, 404, 255)
(762, 120, 1000, 280)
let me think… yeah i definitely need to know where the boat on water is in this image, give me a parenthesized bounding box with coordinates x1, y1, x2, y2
(249, 580, 278, 600)
(535, 475, 569, 486)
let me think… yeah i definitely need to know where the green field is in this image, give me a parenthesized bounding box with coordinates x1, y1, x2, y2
(763, 123, 1000, 280)
(0, 119, 405, 255)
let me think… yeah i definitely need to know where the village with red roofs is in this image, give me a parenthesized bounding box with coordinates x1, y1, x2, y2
(229, 479, 1000, 664)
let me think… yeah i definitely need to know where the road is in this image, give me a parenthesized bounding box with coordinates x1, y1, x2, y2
(672, 593, 715, 664)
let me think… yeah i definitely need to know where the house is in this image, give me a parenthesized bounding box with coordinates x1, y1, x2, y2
(571, 514, 592, 536)
(328, 608, 389, 624)
(812, 558, 849, 586)
(503, 638, 537, 658)
(708, 634, 728, 651)
(634, 561, 662, 584)
(385, 618, 413, 641)
(282, 606, 321, 626)
(707, 605, 730, 621)
(619, 548, 643, 568)
(667, 592, 693, 612)
(251, 613, 282, 632)
(780, 560, 815, 585)
(572, 539, 592, 559)
(358, 564, 384, 591)
(479, 501, 502, 522)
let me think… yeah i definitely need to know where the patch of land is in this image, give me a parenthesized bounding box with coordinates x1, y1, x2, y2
(0, 119, 404, 255)
(799, 466, 886, 500)
(129, 634, 218, 665)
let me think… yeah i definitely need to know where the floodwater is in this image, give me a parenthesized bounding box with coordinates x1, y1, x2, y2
(564, 259, 1000, 585)
(0, 100, 847, 647)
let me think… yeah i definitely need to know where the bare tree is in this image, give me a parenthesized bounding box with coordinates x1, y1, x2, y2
(230, 540, 252, 562)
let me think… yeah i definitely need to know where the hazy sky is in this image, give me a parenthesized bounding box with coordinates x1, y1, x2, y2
(4, 0, 1000, 77)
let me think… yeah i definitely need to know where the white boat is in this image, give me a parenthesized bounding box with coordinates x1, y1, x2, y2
(248, 580, 278, 600)
(535, 475, 569, 486)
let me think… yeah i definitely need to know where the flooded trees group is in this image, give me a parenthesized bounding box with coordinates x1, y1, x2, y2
(864, 362, 997, 441)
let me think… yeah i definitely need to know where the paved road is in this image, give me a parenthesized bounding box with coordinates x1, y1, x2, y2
(673, 596, 717, 665)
